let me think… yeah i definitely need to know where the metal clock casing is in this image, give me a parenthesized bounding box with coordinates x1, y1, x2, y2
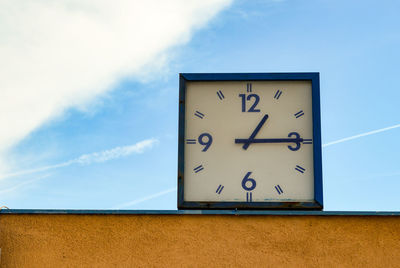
(177, 73, 323, 210)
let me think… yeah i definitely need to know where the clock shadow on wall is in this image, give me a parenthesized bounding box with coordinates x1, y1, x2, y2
(177, 73, 323, 210)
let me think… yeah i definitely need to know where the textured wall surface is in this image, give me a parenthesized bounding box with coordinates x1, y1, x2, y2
(0, 214, 400, 267)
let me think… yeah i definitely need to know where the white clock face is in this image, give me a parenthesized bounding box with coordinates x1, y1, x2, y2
(184, 80, 314, 203)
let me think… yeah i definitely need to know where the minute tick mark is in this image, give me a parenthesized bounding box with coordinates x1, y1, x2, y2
(246, 83, 252, 92)
(246, 192, 253, 202)
(275, 185, 283, 195)
(216, 90, 225, 100)
(216, 185, 224, 194)
(274, 90, 282, 99)
(295, 165, 305, 173)
(193, 165, 204, 173)
(294, 110, 304, 118)
(194, 111, 205, 119)
(186, 139, 196, 144)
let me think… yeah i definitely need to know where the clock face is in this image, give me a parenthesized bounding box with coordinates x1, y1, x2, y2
(178, 73, 323, 210)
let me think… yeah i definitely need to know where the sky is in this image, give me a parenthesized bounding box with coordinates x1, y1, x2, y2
(0, 0, 399, 211)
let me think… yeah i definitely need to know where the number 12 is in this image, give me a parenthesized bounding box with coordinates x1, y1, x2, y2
(239, 94, 260, 112)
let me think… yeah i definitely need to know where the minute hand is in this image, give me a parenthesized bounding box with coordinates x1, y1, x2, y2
(235, 132, 304, 151)
(235, 138, 303, 143)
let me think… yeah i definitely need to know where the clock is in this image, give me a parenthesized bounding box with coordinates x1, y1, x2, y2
(177, 73, 323, 210)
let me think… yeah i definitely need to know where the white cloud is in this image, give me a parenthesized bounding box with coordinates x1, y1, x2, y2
(74, 138, 158, 165)
(0, 138, 158, 180)
(0, 0, 232, 172)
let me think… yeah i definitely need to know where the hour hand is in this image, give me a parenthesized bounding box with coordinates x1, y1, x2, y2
(242, 114, 269, 150)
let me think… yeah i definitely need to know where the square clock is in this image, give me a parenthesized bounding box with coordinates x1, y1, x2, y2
(177, 73, 323, 210)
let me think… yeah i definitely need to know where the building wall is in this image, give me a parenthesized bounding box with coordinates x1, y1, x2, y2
(0, 214, 399, 267)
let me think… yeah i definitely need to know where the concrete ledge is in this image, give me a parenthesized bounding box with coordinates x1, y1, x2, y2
(1, 209, 400, 215)
(1, 213, 400, 267)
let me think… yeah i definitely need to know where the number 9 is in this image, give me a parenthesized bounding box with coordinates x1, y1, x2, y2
(198, 133, 213, 152)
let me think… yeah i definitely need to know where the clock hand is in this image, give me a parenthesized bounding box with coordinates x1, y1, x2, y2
(235, 132, 304, 151)
(235, 138, 303, 143)
(242, 114, 269, 150)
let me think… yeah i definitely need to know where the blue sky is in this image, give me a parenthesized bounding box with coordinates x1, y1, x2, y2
(1, 0, 399, 211)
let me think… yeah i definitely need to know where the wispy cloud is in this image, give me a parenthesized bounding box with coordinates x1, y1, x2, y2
(323, 123, 400, 147)
(0, 138, 158, 180)
(74, 138, 158, 165)
(113, 187, 176, 209)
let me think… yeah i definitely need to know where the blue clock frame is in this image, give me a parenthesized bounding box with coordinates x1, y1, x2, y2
(178, 73, 323, 210)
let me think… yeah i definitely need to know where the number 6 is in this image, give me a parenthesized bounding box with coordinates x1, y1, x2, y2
(241, 172, 256, 191)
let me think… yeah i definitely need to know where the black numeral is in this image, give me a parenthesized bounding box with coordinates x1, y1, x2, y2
(241, 172, 256, 191)
(239, 94, 260, 112)
(198, 133, 213, 152)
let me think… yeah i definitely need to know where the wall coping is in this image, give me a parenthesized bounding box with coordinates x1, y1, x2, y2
(1, 209, 400, 216)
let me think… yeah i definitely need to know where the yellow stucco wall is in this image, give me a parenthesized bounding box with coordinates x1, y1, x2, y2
(1, 214, 400, 267)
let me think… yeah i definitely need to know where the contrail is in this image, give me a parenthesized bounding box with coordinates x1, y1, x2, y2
(3, 124, 399, 205)
(0, 162, 73, 180)
(0, 174, 51, 195)
(113, 187, 176, 209)
(0, 138, 158, 180)
(123, 123, 400, 207)
(323, 123, 400, 147)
